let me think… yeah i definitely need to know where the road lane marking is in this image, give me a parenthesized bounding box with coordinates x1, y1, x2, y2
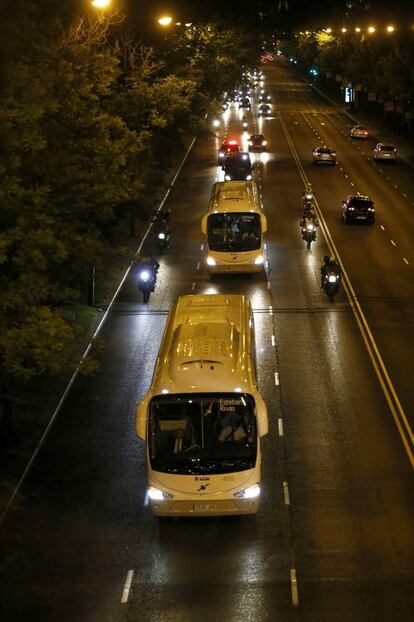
(271, 335, 276, 346)
(196, 262, 200, 270)
(121, 570, 134, 604)
(290, 569, 299, 606)
(283, 481, 290, 505)
(403, 258, 409, 264)
(280, 115, 414, 469)
(191, 282, 196, 291)
(278, 418, 284, 437)
(269, 305, 273, 315)
(380, 225, 385, 231)
(200, 244, 204, 251)
(267, 280, 271, 289)
(394, 184, 399, 189)
(391, 240, 396, 247)
(403, 193, 407, 198)
(274, 372, 280, 386)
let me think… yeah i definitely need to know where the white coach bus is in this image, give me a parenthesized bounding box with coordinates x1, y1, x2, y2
(136, 294, 268, 517)
(201, 181, 267, 273)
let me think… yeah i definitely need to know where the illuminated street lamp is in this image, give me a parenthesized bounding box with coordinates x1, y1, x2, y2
(91, 0, 111, 7)
(158, 16, 173, 27)
(325, 27, 332, 33)
(367, 26, 376, 34)
(341, 27, 347, 33)
(355, 27, 361, 33)
(386, 25, 395, 33)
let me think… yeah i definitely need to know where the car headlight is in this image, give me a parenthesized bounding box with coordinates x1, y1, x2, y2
(254, 255, 264, 265)
(234, 483, 260, 499)
(219, 151, 224, 157)
(207, 256, 217, 266)
(148, 486, 174, 501)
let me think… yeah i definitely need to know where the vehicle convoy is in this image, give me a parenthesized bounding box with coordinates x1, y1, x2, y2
(223, 152, 252, 181)
(135, 294, 269, 517)
(201, 181, 267, 273)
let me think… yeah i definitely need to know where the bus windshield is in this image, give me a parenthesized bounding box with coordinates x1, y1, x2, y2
(207, 213, 261, 252)
(149, 393, 257, 475)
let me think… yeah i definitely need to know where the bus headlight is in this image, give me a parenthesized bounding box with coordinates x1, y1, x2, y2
(148, 486, 174, 501)
(234, 484, 260, 499)
(225, 175, 232, 181)
(207, 256, 217, 266)
(246, 174, 252, 180)
(254, 255, 264, 265)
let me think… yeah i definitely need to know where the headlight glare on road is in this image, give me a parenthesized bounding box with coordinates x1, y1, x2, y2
(234, 484, 260, 499)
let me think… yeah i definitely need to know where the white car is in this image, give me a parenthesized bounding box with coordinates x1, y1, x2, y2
(374, 143, 397, 161)
(350, 125, 369, 138)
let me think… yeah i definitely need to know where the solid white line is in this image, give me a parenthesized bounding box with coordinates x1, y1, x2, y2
(278, 418, 284, 437)
(269, 305, 273, 315)
(283, 481, 290, 505)
(121, 570, 134, 604)
(274, 372, 280, 386)
(191, 282, 196, 291)
(290, 569, 299, 606)
(196, 262, 200, 270)
(271, 335, 276, 346)
(391, 240, 396, 247)
(0, 132, 200, 527)
(403, 258, 409, 265)
(380, 225, 385, 231)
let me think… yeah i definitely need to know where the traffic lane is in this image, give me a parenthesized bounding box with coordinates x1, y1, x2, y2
(298, 110, 414, 262)
(250, 87, 414, 617)
(280, 112, 414, 413)
(123, 311, 297, 622)
(0, 309, 164, 622)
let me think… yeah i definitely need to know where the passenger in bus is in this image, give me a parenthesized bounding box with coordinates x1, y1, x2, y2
(217, 413, 247, 443)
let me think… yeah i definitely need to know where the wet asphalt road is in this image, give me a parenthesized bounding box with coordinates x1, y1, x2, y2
(0, 59, 413, 622)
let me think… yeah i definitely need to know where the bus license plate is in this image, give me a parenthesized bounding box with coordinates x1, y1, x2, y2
(193, 504, 216, 512)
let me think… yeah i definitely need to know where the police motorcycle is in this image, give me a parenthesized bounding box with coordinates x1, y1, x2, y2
(241, 116, 249, 130)
(138, 257, 159, 303)
(321, 255, 342, 302)
(302, 185, 315, 210)
(301, 218, 317, 249)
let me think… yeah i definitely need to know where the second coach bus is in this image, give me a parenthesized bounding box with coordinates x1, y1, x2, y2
(201, 181, 267, 273)
(136, 294, 268, 517)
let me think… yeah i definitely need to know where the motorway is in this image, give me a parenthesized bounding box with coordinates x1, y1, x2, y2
(0, 58, 413, 622)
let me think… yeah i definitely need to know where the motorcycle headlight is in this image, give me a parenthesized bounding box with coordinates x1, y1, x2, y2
(328, 275, 337, 283)
(158, 232, 165, 240)
(234, 483, 260, 499)
(148, 486, 174, 501)
(139, 270, 150, 282)
(207, 256, 217, 266)
(306, 194, 313, 200)
(306, 224, 314, 231)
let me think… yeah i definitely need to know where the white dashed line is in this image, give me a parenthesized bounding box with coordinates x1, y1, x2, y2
(278, 418, 284, 437)
(403, 193, 407, 198)
(191, 282, 196, 291)
(121, 570, 134, 604)
(269, 305, 273, 315)
(283, 481, 290, 505)
(344, 174, 348, 178)
(386, 176, 390, 180)
(200, 244, 204, 251)
(403, 258, 409, 265)
(380, 225, 385, 231)
(379, 168, 383, 172)
(394, 184, 399, 189)
(274, 372, 280, 386)
(391, 240, 396, 247)
(196, 262, 200, 270)
(267, 281, 271, 290)
(290, 569, 299, 606)
(271, 335, 276, 346)
(350, 182, 355, 187)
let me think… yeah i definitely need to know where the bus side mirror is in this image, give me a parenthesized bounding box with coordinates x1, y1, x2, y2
(255, 395, 268, 437)
(261, 214, 267, 234)
(201, 215, 207, 235)
(136, 400, 148, 440)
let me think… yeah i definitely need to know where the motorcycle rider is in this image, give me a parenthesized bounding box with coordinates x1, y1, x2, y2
(320, 255, 342, 288)
(302, 183, 315, 208)
(242, 115, 248, 129)
(137, 254, 159, 299)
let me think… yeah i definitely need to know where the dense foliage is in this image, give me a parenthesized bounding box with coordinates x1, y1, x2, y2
(0, 2, 259, 418)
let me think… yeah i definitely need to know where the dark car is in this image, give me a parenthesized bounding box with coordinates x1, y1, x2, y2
(259, 90, 271, 103)
(218, 139, 240, 165)
(342, 195, 375, 224)
(248, 134, 268, 152)
(239, 97, 251, 109)
(258, 103, 271, 116)
(223, 152, 253, 181)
